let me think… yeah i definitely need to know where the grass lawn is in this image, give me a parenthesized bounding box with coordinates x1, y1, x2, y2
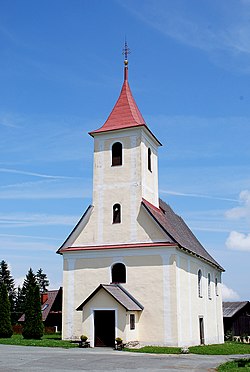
(125, 342, 250, 355)
(0, 334, 78, 348)
(189, 342, 250, 355)
(218, 358, 250, 371)
(124, 346, 181, 354)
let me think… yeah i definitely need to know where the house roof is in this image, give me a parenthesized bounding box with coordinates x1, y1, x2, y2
(223, 301, 249, 318)
(76, 284, 144, 312)
(19, 288, 62, 322)
(89, 65, 161, 146)
(142, 198, 224, 271)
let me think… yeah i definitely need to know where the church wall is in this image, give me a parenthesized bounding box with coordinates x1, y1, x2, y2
(176, 251, 224, 346)
(141, 129, 159, 207)
(62, 246, 223, 346)
(62, 248, 169, 344)
(124, 254, 165, 345)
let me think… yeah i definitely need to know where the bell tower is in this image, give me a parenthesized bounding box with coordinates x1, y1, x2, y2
(88, 43, 161, 244)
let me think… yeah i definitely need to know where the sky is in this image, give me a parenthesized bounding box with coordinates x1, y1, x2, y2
(0, 0, 250, 300)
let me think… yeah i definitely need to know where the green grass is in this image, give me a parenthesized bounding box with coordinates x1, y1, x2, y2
(125, 342, 250, 355)
(0, 334, 78, 348)
(124, 346, 181, 354)
(189, 342, 250, 355)
(218, 358, 250, 371)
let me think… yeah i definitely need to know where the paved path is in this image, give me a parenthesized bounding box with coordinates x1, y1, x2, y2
(0, 345, 249, 372)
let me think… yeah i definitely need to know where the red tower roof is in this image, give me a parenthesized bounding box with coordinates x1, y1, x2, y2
(89, 65, 147, 136)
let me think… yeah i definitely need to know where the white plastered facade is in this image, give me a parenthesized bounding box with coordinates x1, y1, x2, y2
(60, 123, 224, 347)
(62, 247, 224, 347)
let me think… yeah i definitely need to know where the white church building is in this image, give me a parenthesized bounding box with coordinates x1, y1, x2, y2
(57, 46, 224, 347)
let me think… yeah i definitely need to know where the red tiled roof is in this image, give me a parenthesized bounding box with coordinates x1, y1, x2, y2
(18, 288, 62, 322)
(89, 66, 161, 146)
(89, 67, 145, 136)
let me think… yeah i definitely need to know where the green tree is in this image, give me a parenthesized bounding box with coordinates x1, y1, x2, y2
(22, 268, 44, 339)
(0, 282, 13, 338)
(36, 268, 49, 293)
(0, 260, 16, 323)
(14, 285, 26, 321)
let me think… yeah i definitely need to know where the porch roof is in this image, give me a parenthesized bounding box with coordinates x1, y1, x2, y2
(76, 284, 144, 312)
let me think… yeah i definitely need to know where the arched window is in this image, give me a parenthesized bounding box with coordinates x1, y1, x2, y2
(111, 263, 126, 283)
(113, 204, 121, 224)
(215, 277, 218, 296)
(208, 273, 211, 299)
(148, 148, 152, 172)
(112, 142, 122, 166)
(198, 269, 202, 298)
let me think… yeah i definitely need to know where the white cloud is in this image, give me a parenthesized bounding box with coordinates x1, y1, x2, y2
(225, 190, 250, 220)
(160, 189, 238, 202)
(0, 168, 81, 180)
(119, 0, 250, 73)
(0, 233, 59, 241)
(226, 231, 250, 251)
(0, 212, 79, 228)
(15, 276, 25, 288)
(225, 190, 250, 251)
(0, 179, 90, 200)
(0, 239, 55, 252)
(221, 283, 240, 300)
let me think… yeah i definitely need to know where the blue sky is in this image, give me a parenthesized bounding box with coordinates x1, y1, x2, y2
(1, 0, 249, 300)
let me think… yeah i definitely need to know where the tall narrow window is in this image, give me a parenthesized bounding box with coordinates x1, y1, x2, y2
(148, 148, 152, 172)
(130, 314, 135, 330)
(208, 273, 211, 299)
(111, 263, 126, 283)
(112, 142, 122, 166)
(215, 278, 218, 296)
(198, 269, 202, 298)
(113, 204, 121, 224)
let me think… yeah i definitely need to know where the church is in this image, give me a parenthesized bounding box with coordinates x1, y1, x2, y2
(57, 45, 224, 347)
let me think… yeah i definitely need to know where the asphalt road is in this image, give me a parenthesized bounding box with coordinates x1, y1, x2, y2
(0, 345, 249, 372)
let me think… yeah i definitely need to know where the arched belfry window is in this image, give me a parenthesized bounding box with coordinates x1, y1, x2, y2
(113, 203, 121, 224)
(112, 142, 122, 166)
(112, 263, 126, 283)
(198, 269, 202, 298)
(148, 148, 152, 172)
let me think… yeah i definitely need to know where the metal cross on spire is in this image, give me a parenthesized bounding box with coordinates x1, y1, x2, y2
(122, 39, 131, 66)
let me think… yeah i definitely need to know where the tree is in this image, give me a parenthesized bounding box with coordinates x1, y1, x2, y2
(36, 268, 49, 293)
(14, 285, 26, 321)
(0, 282, 13, 338)
(22, 268, 44, 339)
(0, 260, 16, 323)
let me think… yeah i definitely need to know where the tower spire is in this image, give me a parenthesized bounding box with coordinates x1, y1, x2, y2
(122, 39, 130, 81)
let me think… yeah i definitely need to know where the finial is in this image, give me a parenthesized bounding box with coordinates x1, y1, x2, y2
(122, 39, 130, 67)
